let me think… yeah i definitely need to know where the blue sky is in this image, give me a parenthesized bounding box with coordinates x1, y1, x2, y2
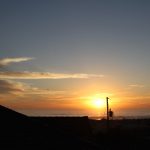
(0, 0, 150, 116)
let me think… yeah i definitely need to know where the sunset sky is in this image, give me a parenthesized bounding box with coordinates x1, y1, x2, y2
(0, 0, 150, 116)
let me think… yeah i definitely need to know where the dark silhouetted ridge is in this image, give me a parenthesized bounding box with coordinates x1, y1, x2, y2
(0, 105, 27, 118)
(0, 105, 33, 138)
(0, 105, 99, 150)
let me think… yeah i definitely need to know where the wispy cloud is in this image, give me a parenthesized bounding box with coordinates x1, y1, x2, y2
(129, 84, 144, 88)
(0, 80, 25, 95)
(0, 79, 65, 95)
(0, 71, 104, 79)
(0, 57, 104, 79)
(0, 79, 80, 108)
(0, 57, 34, 66)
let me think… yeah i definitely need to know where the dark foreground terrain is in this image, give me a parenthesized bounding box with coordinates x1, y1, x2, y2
(1, 105, 150, 150)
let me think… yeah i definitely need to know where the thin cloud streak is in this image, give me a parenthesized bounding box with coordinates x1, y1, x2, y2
(0, 71, 104, 79)
(0, 80, 25, 95)
(129, 84, 144, 88)
(0, 79, 80, 107)
(0, 79, 67, 96)
(0, 57, 34, 66)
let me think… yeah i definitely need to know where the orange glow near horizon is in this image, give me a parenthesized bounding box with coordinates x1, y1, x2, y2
(1, 87, 150, 117)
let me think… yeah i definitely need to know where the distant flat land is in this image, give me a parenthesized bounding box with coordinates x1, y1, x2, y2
(1, 105, 150, 150)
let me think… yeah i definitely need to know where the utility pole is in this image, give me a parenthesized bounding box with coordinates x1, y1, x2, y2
(106, 97, 109, 131)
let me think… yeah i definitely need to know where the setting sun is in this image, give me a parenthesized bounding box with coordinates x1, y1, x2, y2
(85, 95, 106, 109)
(92, 98, 104, 108)
(92, 98, 106, 108)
